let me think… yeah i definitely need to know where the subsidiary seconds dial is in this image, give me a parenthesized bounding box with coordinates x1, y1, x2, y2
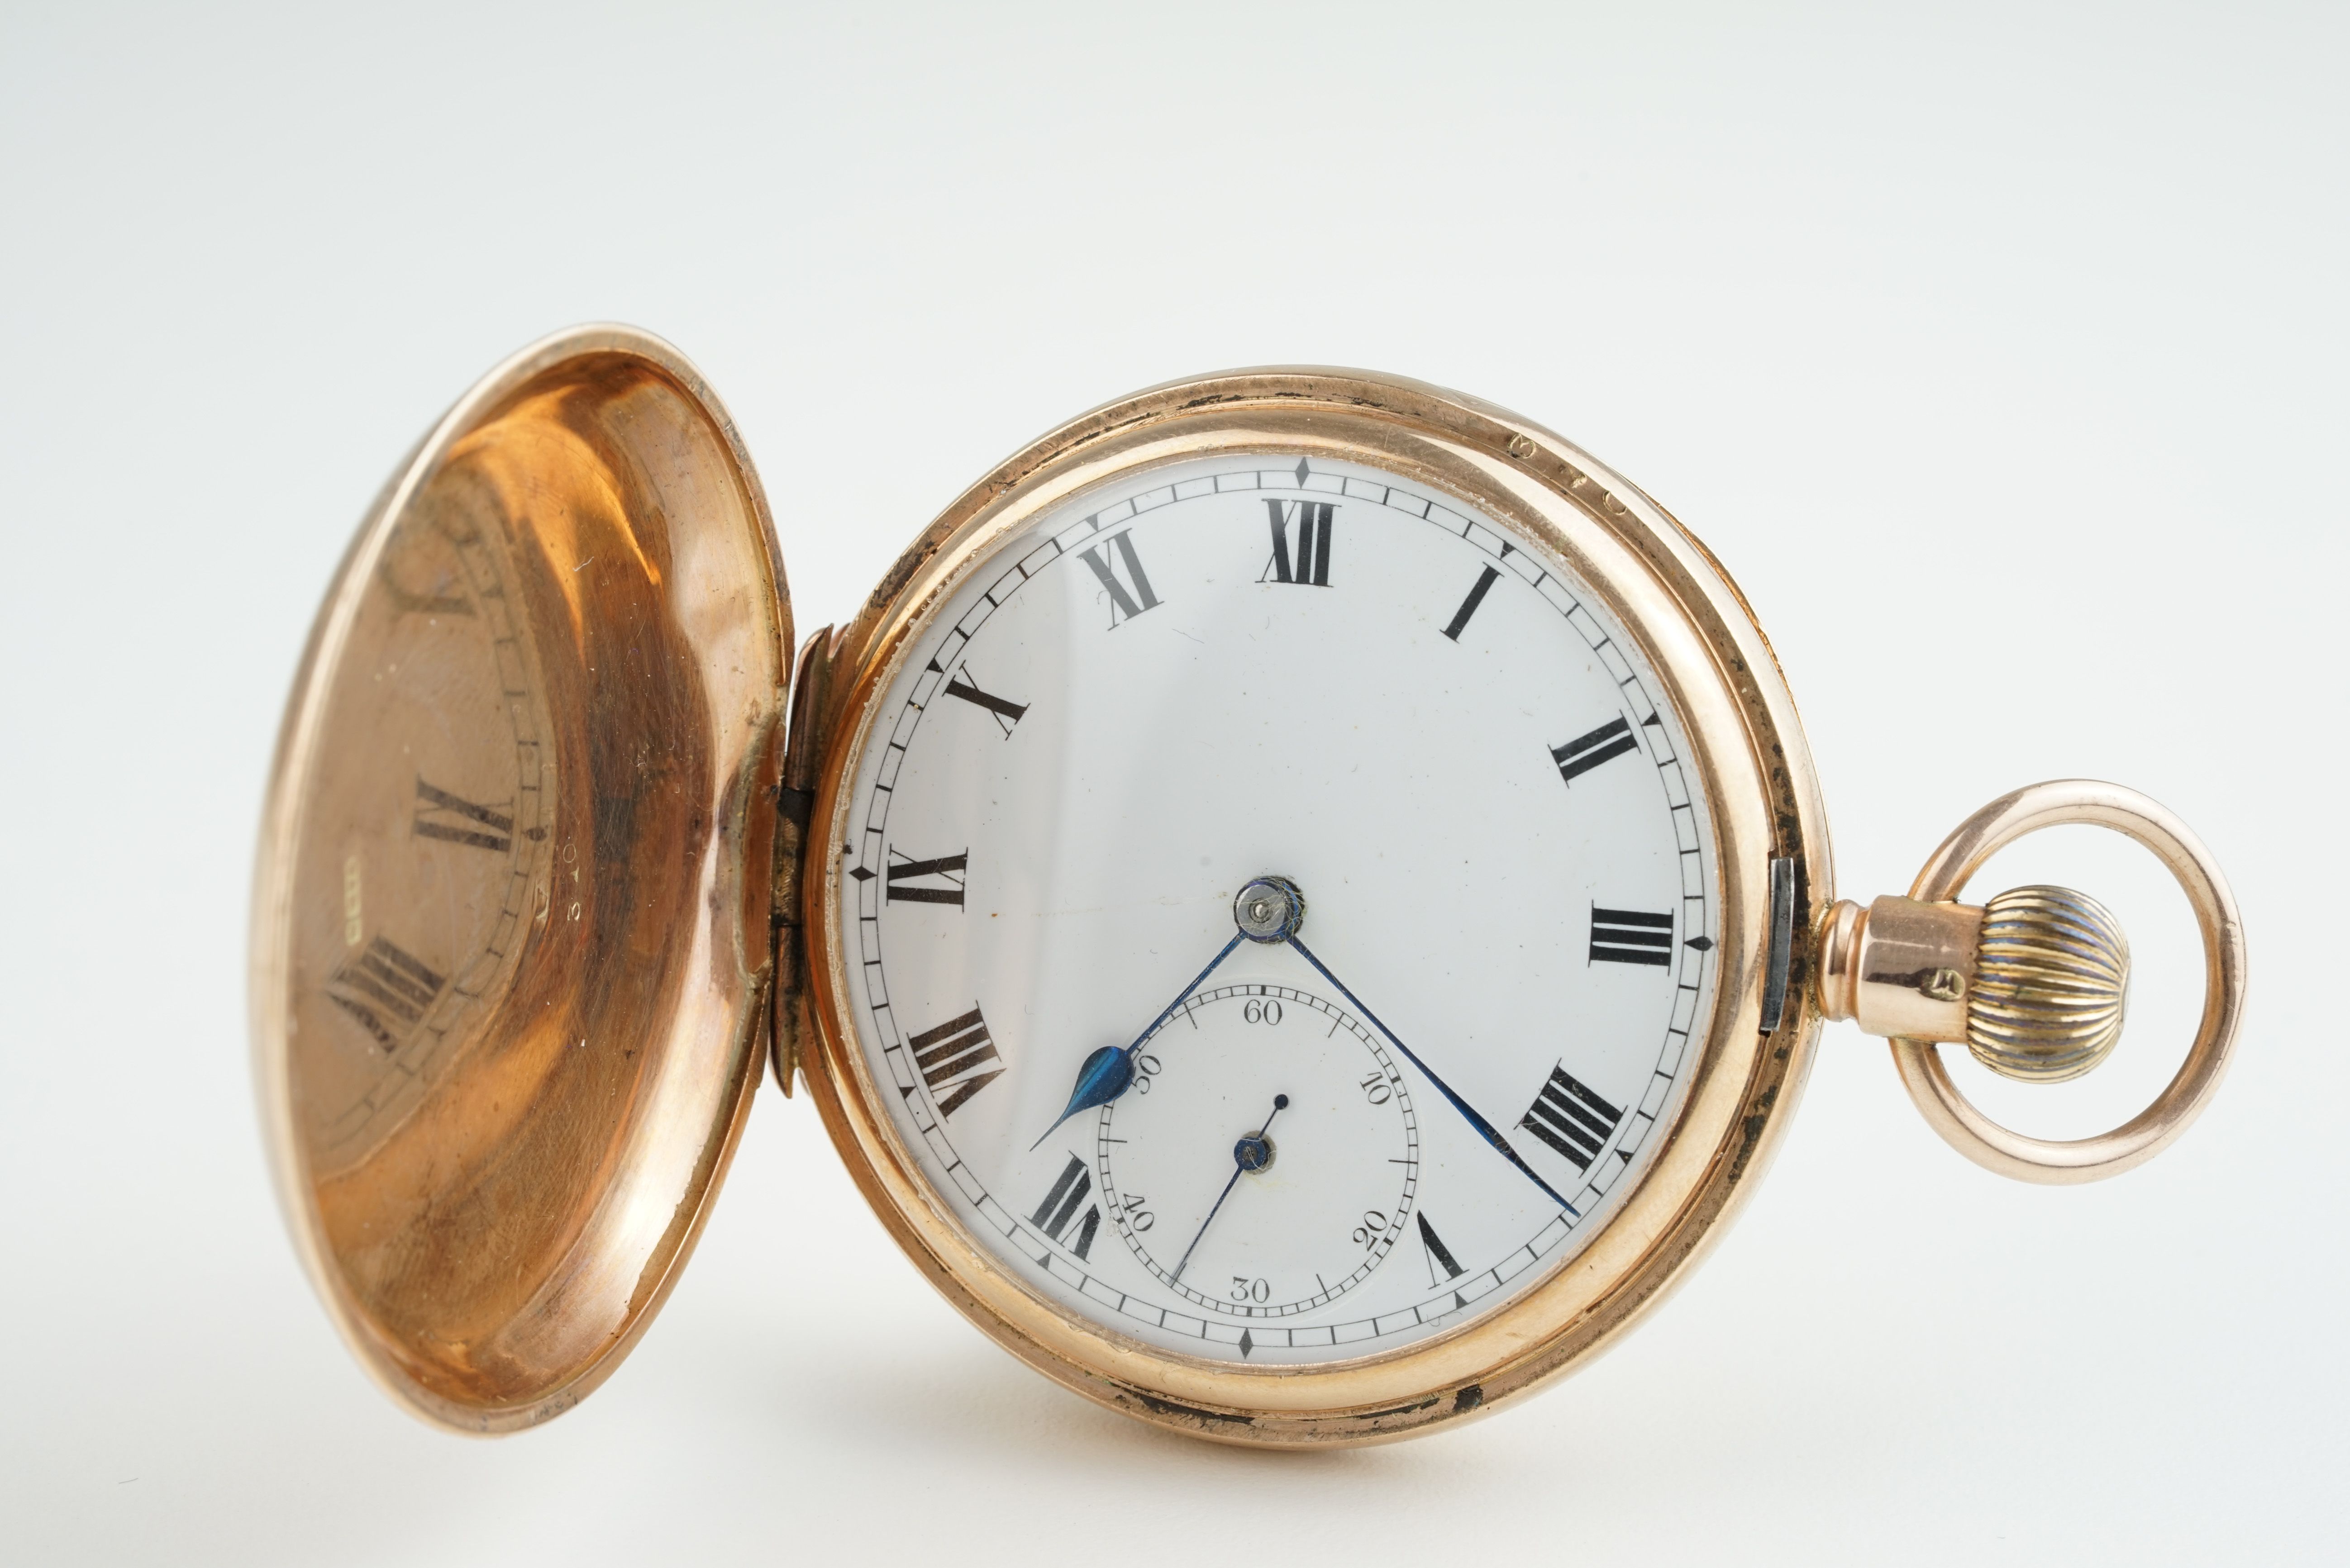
(1096, 984, 1418, 1317)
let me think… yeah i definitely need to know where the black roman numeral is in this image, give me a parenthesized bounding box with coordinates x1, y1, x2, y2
(931, 659, 1028, 736)
(1590, 906, 1674, 967)
(1440, 564, 1502, 641)
(1550, 716, 1640, 785)
(1517, 1065, 1624, 1173)
(1261, 500, 1334, 585)
(413, 776, 516, 853)
(1417, 1212, 1465, 1288)
(1029, 1154, 1101, 1259)
(885, 849, 967, 907)
(325, 935, 446, 1051)
(1076, 532, 1161, 627)
(906, 1005, 1004, 1118)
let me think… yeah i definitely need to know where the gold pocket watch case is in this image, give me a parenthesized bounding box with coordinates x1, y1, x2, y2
(253, 324, 2246, 1444)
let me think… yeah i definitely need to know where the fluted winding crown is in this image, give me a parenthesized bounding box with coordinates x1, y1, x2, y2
(1965, 884, 2130, 1082)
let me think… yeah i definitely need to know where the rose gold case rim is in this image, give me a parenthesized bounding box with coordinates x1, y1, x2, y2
(796, 367, 1832, 1447)
(248, 323, 788, 1435)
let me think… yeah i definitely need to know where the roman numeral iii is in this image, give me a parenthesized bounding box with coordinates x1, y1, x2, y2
(325, 934, 446, 1050)
(413, 777, 516, 853)
(1076, 532, 1162, 627)
(1261, 500, 1335, 585)
(1550, 716, 1639, 785)
(1590, 906, 1674, 966)
(1029, 1154, 1101, 1259)
(1517, 1065, 1625, 1173)
(885, 849, 968, 907)
(906, 1005, 1004, 1118)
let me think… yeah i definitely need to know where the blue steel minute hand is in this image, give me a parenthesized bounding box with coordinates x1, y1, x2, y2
(1284, 931, 1579, 1217)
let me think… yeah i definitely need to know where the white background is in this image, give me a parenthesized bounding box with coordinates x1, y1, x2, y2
(2, 4, 2340, 1563)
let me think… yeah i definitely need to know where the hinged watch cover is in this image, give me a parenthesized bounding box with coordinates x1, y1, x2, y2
(251, 326, 792, 1431)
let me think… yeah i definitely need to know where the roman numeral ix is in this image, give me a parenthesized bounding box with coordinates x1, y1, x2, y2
(1076, 532, 1161, 627)
(932, 658, 1028, 736)
(325, 935, 446, 1051)
(413, 777, 518, 853)
(1590, 906, 1674, 967)
(1261, 500, 1335, 586)
(1517, 1065, 1625, 1174)
(885, 849, 968, 907)
(1029, 1154, 1101, 1259)
(1550, 716, 1640, 785)
(906, 1005, 1004, 1118)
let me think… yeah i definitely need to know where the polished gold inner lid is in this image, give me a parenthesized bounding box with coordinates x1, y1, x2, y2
(251, 327, 790, 1431)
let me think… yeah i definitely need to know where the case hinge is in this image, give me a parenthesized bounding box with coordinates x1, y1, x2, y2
(769, 624, 838, 1096)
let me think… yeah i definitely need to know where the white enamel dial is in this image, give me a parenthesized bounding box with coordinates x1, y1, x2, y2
(835, 452, 1717, 1365)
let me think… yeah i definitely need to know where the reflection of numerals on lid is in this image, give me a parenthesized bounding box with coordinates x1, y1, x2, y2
(325, 935, 446, 1052)
(412, 775, 525, 854)
(374, 537, 472, 617)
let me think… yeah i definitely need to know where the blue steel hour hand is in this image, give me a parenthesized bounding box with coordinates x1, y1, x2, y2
(1028, 875, 1313, 1151)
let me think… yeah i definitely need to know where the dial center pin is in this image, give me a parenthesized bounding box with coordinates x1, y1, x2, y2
(1232, 1093, 1289, 1172)
(1234, 876, 1306, 942)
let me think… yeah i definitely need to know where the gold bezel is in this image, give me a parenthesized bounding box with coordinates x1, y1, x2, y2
(796, 369, 1831, 1446)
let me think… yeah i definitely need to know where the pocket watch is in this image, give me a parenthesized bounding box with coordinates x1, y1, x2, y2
(251, 324, 2247, 1445)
